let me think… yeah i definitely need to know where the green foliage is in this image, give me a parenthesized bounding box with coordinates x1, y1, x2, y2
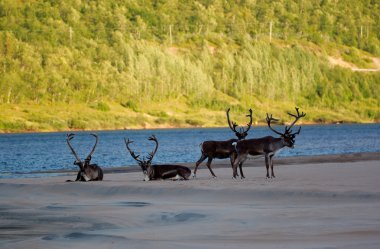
(0, 120, 28, 131)
(121, 100, 139, 112)
(185, 118, 204, 127)
(91, 102, 110, 112)
(148, 111, 169, 118)
(0, 0, 379, 132)
(67, 118, 86, 130)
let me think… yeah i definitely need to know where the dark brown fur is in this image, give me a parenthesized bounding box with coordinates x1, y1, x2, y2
(66, 133, 103, 182)
(232, 108, 306, 179)
(125, 135, 191, 181)
(193, 108, 253, 178)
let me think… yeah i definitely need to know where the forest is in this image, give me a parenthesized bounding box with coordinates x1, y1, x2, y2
(0, 0, 379, 132)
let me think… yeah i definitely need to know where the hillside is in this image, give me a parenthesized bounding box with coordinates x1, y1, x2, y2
(0, 0, 379, 132)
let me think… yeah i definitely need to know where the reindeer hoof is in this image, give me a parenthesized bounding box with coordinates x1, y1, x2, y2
(192, 174, 196, 178)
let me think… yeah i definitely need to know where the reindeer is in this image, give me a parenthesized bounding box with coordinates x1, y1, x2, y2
(66, 133, 103, 182)
(232, 107, 306, 179)
(125, 135, 191, 181)
(193, 108, 253, 178)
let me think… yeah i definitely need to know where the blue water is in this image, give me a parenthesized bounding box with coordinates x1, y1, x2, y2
(0, 124, 379, 178)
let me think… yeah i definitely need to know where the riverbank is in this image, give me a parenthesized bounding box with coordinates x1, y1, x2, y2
(1, 153, 379, 249)
(1, 101, 379, 133)
(5, 152, 379, 178)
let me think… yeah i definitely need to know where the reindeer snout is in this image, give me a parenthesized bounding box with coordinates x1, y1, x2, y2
(143, 171, 150, 181)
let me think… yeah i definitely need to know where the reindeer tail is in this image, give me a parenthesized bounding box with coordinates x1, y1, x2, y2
(232, 141, 238, 150)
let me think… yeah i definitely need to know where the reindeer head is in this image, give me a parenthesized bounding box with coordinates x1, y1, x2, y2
(124, 135, 159, 181)
(66, 133, 99, 170)
(266, 107, 306, 148)
(226, 108, 253, 140)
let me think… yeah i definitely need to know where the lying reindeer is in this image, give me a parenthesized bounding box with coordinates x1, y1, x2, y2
(125, 135, 191, 181)
(193, 108, 253, 178)
(66, 133, 103, 182)
(232, 107, 306, 179)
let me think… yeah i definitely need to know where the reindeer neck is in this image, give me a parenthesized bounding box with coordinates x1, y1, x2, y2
(146, 165, 155, 179)
(267, 137, 287, 154)
(75, 161, 85, 171)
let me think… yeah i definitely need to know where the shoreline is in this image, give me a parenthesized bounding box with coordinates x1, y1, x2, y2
(0, 122, 379, 134)
(2, 152, 379, 179)
(103, 151, 380, 174)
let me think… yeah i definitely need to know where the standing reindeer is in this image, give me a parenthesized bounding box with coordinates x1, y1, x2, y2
(193, 108, 253, 178)
(125, 135, 191, 181)
(232, 107, 306, 179)
(66, 133, 103, 182)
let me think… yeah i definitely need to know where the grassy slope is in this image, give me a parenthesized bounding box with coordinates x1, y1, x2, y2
(0, 81, 378, 133)
(1, 39, 379, 133)
(0, 1, 379, 132)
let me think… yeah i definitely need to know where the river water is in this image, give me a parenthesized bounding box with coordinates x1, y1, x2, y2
(0, 124, 379, 178)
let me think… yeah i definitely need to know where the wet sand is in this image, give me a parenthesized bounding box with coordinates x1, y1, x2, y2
(1, 153, 380, 249)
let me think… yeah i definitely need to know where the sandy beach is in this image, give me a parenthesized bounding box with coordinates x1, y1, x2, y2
(1, 153, 380, 249)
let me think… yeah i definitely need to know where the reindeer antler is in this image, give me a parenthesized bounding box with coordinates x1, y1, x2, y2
(85, 133, 98, 161)
(226, 108, 238, 133)
(66, 133, 83, 166)
(227, 108, 253, 138)
(285, 107, 306, 134)
(244, 108, 253, 133)
(124, 138, 144, 164)
(147, 135, 159, 164)
(266, 113, 283, 136)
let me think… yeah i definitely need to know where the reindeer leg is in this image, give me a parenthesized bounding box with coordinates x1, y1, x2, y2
(265, 155, 270, 178)
(97, 168, 104, 181)
(233, 154, 246, 179)
(75, 171, 82, 181)
(237, 156, 247, 179)
(270, 155, 275, 178)
(193, 154, 207, 178)
(206, 157, 217, 178)
(239, 162, 245, 179)
(232, 158, 239, 179)
(230, 153, 239, 177)
(179, 170, 190, 180)
(66, 171, 81, 182)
